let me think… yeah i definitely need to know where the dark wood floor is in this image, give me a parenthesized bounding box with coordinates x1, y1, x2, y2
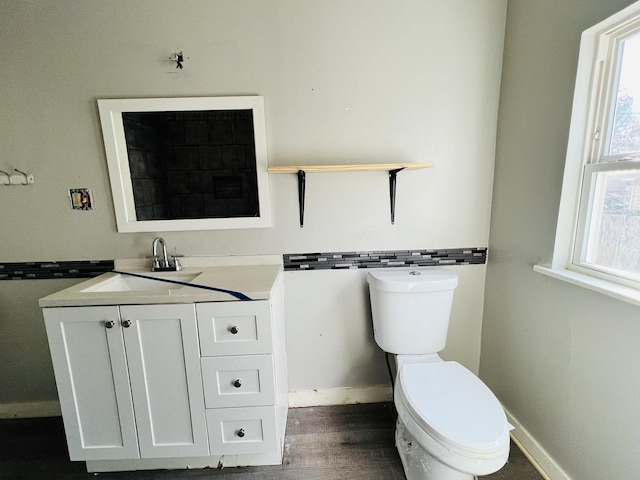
(0, 403, 542, 480)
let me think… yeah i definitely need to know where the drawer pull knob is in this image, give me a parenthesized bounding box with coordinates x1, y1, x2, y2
(122, 319, 132, 328)
(237, 428, 245, 438)
(230, 326, 239, 334)
(234, 379, 242, 388)
(105, 320, 115, 329)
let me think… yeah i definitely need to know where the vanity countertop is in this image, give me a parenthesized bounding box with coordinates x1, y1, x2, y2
(39, 255, 283, 307)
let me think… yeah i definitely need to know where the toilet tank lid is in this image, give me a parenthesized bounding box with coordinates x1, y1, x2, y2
(367, 268, 458, 292)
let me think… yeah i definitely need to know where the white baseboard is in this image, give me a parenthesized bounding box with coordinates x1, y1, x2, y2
(0, 400, 61, 419)
(504, 406, 572, 480)
(288, 385, 393, 408)
(6, 387, 392, 418)
(1, 387, 392, 418)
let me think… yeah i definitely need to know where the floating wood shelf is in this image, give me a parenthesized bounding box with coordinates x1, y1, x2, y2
(267, 163, 433, 227)
(267, 163, 431, 173)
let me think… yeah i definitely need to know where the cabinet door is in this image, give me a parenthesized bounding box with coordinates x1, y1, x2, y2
(43, 307, 139, 461)
(121, 304, 209, 458)
(197, 300, 272, 356)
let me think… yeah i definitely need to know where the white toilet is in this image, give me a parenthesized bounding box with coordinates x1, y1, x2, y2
(367, 268, 512, 480)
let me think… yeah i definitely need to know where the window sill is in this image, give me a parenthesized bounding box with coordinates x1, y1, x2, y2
(533, 264, 640, 307)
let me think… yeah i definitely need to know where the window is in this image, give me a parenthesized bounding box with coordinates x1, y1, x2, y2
(540, 1, 640, 303)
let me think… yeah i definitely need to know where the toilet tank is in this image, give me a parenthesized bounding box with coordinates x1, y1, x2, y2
(367, 269, 458, 354)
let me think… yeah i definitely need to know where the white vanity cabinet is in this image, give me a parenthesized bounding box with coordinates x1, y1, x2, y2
(40, 261, 288, 473)
(43, 304, 208, 461)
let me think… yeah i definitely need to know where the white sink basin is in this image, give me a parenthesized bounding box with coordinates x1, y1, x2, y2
(81, 272, 201, 293)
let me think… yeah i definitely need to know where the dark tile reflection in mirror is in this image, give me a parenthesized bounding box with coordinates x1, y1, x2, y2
(123, 110, 260, 221)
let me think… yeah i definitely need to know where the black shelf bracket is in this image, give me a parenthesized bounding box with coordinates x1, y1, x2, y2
(389, 167, 405, 225)
(295, 167, 407, 227)
(297, 170, 306, 227)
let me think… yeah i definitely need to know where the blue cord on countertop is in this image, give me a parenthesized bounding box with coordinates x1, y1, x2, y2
(112, 270, 252, 301)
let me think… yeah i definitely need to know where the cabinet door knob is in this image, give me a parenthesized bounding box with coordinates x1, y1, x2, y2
(233, 379, 242, 388)
(237, 428, 245, 438)
(105, 320, 115, 329)
(121, 319, 132, 328)
(230, 326, 239, 334)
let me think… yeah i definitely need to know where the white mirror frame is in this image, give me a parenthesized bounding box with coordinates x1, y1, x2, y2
(97, 96, 272, 232)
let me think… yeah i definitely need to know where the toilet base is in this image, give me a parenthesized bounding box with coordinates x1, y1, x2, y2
(396, 420, 475, 480)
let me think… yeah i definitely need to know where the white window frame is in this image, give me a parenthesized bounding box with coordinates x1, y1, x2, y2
(535, 0, 640, 306)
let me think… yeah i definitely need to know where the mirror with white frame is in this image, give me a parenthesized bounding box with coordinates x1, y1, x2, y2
(97, 96, 272, 232)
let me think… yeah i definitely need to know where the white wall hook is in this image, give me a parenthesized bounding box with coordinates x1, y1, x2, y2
(0, 170, 10, 185)
(8, 168, 35, 186)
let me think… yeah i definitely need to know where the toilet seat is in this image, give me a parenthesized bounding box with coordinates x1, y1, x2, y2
(397, 361, 511, 458)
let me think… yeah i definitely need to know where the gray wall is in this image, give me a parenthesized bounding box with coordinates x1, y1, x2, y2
(483, 0, 640, 478)
(0, 1, 506, 407)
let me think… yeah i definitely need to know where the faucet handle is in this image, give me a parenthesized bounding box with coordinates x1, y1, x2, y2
(170, 255, 183, 271)
(145, 255, 161, 269)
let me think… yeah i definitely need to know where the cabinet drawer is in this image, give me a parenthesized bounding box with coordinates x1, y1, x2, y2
(197, 301, 272, 356)
(206, 405, 277, 455)
(201, 355, 275, 408)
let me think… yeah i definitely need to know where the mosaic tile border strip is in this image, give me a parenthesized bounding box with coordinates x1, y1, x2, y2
(283, 248, 487, 271)
(0, 260, 114, 280)
(0, 249, 486, 278)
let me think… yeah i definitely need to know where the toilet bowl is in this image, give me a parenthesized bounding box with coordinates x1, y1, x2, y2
(394, 357, 511, 479)
(367, 269, 512, 480)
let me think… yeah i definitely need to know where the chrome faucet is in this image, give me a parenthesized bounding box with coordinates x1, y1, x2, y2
(149, 237, 182, 271)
